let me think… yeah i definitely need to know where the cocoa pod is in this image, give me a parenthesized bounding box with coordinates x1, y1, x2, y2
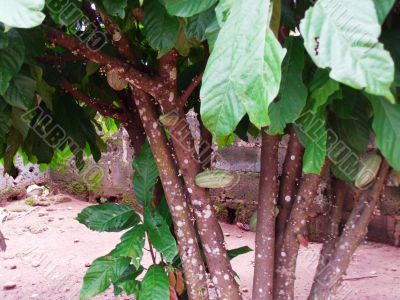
(195, 169, 236, 189)
(249, 212, 257, 232)
(389, 170, 400, 187)
(159, 112, 179, 127)
(355, 153, 382, 189)
(106, 69, 127, 91)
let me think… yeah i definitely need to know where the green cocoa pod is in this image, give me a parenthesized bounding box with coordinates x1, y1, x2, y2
(159, 112, 179, 127)
(249, 212, 257, 232)
(389, 170, 400, 187)
(249, 208, 279, 232)
(195, 169, 236, 189)
(355, 153, 382, 189)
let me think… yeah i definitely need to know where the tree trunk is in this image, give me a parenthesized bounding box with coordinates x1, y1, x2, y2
(252, 130, 280, 300)
(274, 163, 328, 300)
(132, 89, 209, 300)
(312, 178, 347, 277)
(157, 51, 242, 300)
(275, 127, 304, 256)
(308, 160, 390, 299)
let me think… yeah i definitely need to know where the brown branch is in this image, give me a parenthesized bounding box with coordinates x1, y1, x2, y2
(98, 11, 140, 67)
(308, 159, 390, 299)
(275, 126, 304, 255)
(61, 80, 126, 122)
(313, 178, 347, 275)
(179, 72, 203, 109)
(253, 130, 280, 300)
(157, 51, 242, 299)
(132, 88, 209, 300)
(45, 26, 163, 99)
(274, 161, 329, 300)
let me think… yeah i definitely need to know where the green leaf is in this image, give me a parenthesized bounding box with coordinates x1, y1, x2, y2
(200, 0, 286, 136)
(372, 0, 396, 24)
(132, 141, 159, 207)
(0, 0, 45, 29)
(3, 127, 23, 177)
(102, 0, 128, 19)
(0, 30, 25, 94)
(295, 110, 327, 174)
(184, 7, 216, 42)
(165, 0, 218, 17)
(139, 265, 169, 300)
(113, 265, 143, 296)
(0, 27, 8, 49)
(227, 246, 253, 260)
(144, 0, 180, 56)
(368, 95, 400, 170)
(110, 225, 146, 269)
(382, 30, 400, 87)
(309, 69, 340, 113)
(47, 0, 83, 26)
(80, 256, 130, 300)
(0, 98, 11, 150)
(77, 203, 141, 232)
(204, 17, 219, 51)
(144, 209, 177, 262)
(268, 36, 307, 135)
(300, 0, 395, 102)
(4, 74, 36, 110)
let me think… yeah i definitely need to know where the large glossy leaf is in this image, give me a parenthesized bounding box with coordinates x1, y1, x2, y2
(4, 74, 36, 110)
(110, 225, 146, 269)
(184, 7, 216, 42)
(368, 95, 400, 170)
(165, 0, 218, 17)
(80, 256, 130, 300)
(0, 0, 45, 29)
(0, 30, 25, 94)
(309, 69, 340, 113)
(113, 265, 143, 297)
(200, 0, 285, 136)
(144, 0, 180, 56)
(77, 203, 141, 232)
(268, 36, 307, 135)
(382, 30, 400, 87)
(300, 0, 395, 102)
(132, 141, 159, 207)
(372, 0, 396, 24)
(139, 265, 169, 300)
(144, 209, 177, 262)
(0, 102, 11, 158)
(295, 109, 327, 174)
(102, 0, 128, 18)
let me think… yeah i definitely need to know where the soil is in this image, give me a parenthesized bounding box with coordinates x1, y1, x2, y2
(0, 197, 399, 300)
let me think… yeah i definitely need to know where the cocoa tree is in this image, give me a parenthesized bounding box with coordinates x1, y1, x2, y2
(0, 0, 399, 299)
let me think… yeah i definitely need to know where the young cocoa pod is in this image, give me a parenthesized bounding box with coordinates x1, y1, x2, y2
(195, 169, 236, 189)
(249, 212, 257, 232)
(389, 170, 400, 187)
(355, 153, 382, 189)
(159, 112, 179, 127)
(106, 69, 127, 91)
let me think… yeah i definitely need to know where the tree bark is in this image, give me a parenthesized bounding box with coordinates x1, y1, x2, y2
(308, 160, 390, 300)
(252, 130, 280, 300)
(275, 127, 304, 256)
(157, 51, 242, 300)
(274, 163, 328, 300)
(312, 178, 347, 278)
(132, 89, 209, 300)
